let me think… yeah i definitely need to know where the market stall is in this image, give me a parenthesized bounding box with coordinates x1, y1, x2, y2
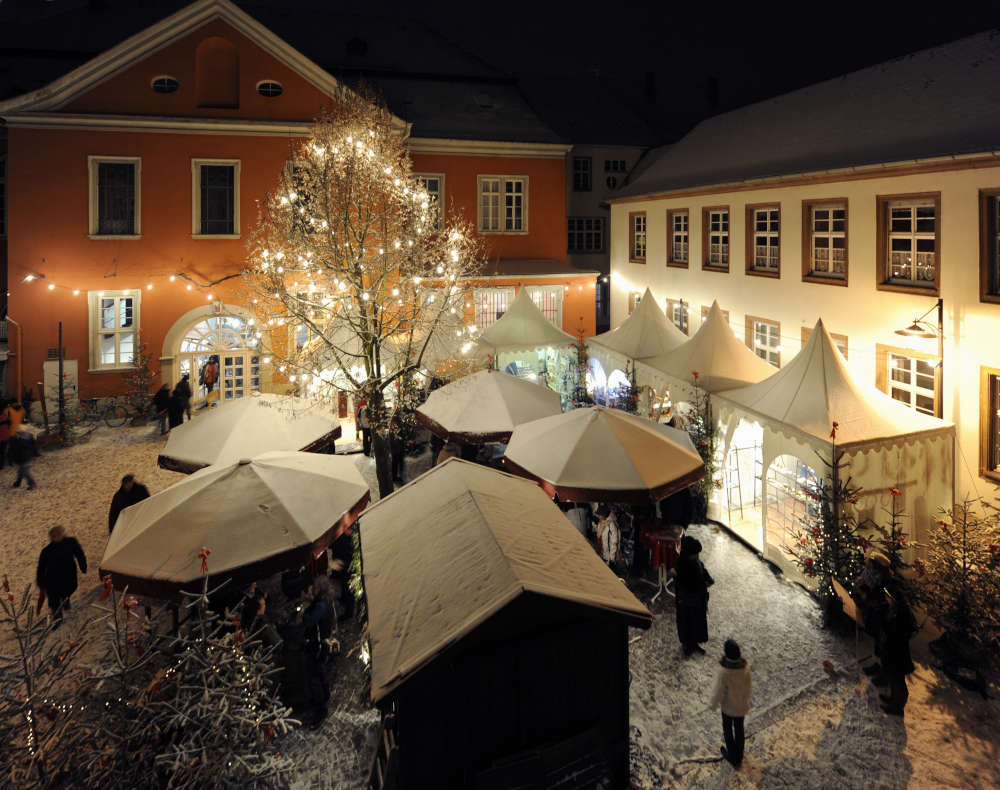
(712, 320, 954, 580)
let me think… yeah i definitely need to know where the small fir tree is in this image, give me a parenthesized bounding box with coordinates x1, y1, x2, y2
(122, 333, 159, 412)
(608, 360, 639, 414)
(685, 372, 719, 524)
(865, 486, 920, 595)
(565, 335, 592, 410)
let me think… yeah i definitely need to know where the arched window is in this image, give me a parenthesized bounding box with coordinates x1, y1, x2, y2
(177, 316, 260, 404)
(180, 316, 252, 352)
(196, 37, 239, 109)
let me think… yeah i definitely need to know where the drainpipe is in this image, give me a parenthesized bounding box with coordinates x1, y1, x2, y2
(4, 315, 22, 400)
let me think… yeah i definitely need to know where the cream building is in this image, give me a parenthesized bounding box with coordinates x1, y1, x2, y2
(608, 31, 1000, 543)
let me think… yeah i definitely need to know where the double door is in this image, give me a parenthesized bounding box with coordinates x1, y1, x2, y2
(178, 352, 260, 407)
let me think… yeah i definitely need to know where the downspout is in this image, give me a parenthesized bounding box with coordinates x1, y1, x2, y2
(4, 315, 21, 400)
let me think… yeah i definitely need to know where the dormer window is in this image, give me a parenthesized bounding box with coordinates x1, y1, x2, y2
(256, 80, 283, 98)
(151, 76, 179, 94)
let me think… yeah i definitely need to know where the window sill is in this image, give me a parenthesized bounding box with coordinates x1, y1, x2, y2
(981, 293, 1000, 305)
(568, 250, 607, 255)
(666, 261, 689, 269)
(89, 234, 142, 240)
(478, 230, 529, 236)
(89, 365, 137, 374)
(980, 468, 1000, 484)
(875, 281, 939, 297)
(192, 233, 241, 240)
(746, 268, 780, 279)
(702, 263, 730, 273)
(803, 273, 848, 287)
(628, 258, 647, 265)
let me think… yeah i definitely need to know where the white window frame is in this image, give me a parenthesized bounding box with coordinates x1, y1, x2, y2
(750, 318, 780, 367)
(473, 286, 515, 329)
(88, 289, 141, 372)
(630, 213, 647, 262)
(628, 291, 642, 314)
(809, 202, 847, 278)
(525, 285, 564, 327)
(192, 158, 241, 238)
(887, 198, 936, 286)
(414, 173, 445, 230)
(670, 210, 689, 264)
(666, 298, 688, 334)
(707, 208, 729, 267)
(567, 217, 604, 253)
(888, 351, 937, 416)
(477, 175, 528, 234)
(752, 207, 780, 271)
(88, 155, 141, 239)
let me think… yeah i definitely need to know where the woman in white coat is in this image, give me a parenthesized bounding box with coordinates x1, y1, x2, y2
(710, 638, 752, 768)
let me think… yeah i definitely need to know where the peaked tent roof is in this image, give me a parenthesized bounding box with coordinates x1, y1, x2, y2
(361, 458, 652, 701)
(588, 287, 687, 362)
(639, 300, 776, 393)
(616, 30, 1000, 199)
(477, 288, 577, 353)
(715, 319, 953, 451)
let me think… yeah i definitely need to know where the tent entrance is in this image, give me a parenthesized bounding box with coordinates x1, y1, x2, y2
(720, 419, 764, 551)
(764, 455, 821, 560)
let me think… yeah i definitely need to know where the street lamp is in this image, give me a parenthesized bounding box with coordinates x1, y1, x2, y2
(894, 297, 944, 419)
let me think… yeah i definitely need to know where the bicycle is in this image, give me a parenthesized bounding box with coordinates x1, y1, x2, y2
(104, 391, 154, 428)
(74, 397, 129, 429)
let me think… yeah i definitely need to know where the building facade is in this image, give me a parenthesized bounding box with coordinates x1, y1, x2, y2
(0, 0, 589, 404)
(609, 31, 1000, 512)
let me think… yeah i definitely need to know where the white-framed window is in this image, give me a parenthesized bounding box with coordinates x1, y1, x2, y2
(525, 285, 564, 327)
(474, 286, 515, 329)
(666, 298, 688, 334)
(88, 156, 141, 237)
(668, 210, 689, 265)
(628, 291, 642, 314)
(192, 158, 240, 237)
(808, 202, 847, 278)
(572, 157, 591, 191)
(706, 208, 729, 267)
(629, 212, 646, 262)
(88, 289, 140, 371)
(567, 217, 604, 253)
(747, 316, 780, 367)
(414, 173, 444, 230)
(478, 175, 527, 233)
(888, 352, 936, 416)
(887, 198, 936, 286)
(751, 207, 780, 272)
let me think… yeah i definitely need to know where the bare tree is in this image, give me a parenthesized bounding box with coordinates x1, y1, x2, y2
(243, 88, 485, 495)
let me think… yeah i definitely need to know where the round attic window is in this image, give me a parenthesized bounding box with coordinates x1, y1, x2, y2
(150, 76, 179, 94)
(256, 80, 284, 98)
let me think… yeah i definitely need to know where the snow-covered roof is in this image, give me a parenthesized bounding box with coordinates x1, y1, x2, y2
(477, 288, 578, 353)
(618, 31, 1000, 198)
(361, 458, 652, 701)
(588, 287, 687, 365)
(638, 300, 775, 394)
(714, 319, 954, 452)
(415, 369, 562, 443)
(503, 406, 704, 503)
(158, 394, 340, 473)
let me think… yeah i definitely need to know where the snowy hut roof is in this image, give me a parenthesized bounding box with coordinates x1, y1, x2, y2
(477, 288, 577, 353)
(158, 394, 340, 473)
(638, 300, 776, 394)
(361, 459, 652, 701)
(714, 319, 953, 451)
(588, 288, 687, 363)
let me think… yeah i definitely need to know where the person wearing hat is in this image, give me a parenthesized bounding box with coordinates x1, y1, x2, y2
(674, 534, 713, 656)
(710, 638, 752, 768)
(854, 551, 892, 681)
(878, 584, 917, 716)
(108, 473, 151, 534)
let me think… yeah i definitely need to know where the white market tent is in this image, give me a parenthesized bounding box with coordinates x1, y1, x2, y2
(158, 393, 341, 473)
(102, 451, 370, 598)
(638, 300, 776, 397)
(712, 319, 954, 575)
(503, 405, 703, 503)
(359, 458, 651, 701)
(587, 287, 687, 372)
(476, 288, 577, 354)
(415, 369, 562, 444)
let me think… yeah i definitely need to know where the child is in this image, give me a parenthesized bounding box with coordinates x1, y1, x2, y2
(710, 638, 752, 768)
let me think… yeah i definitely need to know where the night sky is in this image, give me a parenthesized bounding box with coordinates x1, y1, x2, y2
(0, 0, 996, 144)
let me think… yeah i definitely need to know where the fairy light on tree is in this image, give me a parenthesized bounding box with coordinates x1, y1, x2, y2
(243, 88, 484, 496)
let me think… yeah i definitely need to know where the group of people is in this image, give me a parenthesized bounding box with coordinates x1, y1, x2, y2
(1, 397, 39, 489)
(152, 374, 193, 436)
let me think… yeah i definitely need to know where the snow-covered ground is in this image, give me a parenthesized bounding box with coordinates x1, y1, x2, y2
(2, 425, 997, 789)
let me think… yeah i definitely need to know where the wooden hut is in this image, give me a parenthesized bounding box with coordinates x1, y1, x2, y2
(361, 459, 652, 790)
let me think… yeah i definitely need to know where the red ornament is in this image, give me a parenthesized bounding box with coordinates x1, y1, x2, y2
(800, 537, 808, 546)
(692, 371, 700, 382)
(830, 421, 839, 440)
(99, 575, 114, 601)
(804, 557, 814, 567)
(889, 487, 902, 498)
(198, 547, 212, 575)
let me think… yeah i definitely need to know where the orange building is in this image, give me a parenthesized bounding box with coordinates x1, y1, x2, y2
(0, 0, 594, 404)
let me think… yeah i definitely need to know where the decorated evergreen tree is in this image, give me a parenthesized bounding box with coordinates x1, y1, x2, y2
(685, 372, 719, 524)
(564, 335, 592, 410)
(608, 360, 639, 413)
(866, 486, 920, 593)
(121, 332, 159, 413)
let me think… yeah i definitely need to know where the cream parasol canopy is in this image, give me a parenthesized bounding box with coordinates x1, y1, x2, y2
(503, 406, 704, 503)
(101, 451, 369, 598)
(415, 369, 563, 444)
(158, 393, 341, 473)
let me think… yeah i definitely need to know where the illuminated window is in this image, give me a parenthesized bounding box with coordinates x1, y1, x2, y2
(525, 285, 563, 326)
(88, 290, 140, 370)
(629, 212, 646, 262)
(980, 366, 1000, 482)
(801, 326, 848, 359)
(478, 176, 527, 233)
(567, 217, 604, 253)
(667, 209, 688, 266)
(627, 291, 642, 314)
(878, 194, 939, 292)
(746, 315, 780, 367)
(979, 189, 1000, 302)
(703, 207, 729, 270)
(572, 157, 592, 191)
(474, 287, 515, 328)
(747, 205, 779, 274)
(414, 173, 444, 230)
(665, 298, 688, 334)
(701, 304, 730, 324)
(876, 344, 938, 416)
(803, 200, 847, 282)
(88, 156, 140, 237)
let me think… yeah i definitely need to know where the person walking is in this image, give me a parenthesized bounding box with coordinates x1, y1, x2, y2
(675, 534, 713, 656)
(9, 427, 39, 490)
(389, 409, 406, 483)
(153, 384, 171, 435)
(0, 398, 11, 469)
(35, 526, 87, 623)
(710, 638, 752, 768)
(176, 373, 193, 421)
(300, 577, 335, 728)
(168, 384, 185, 430)
(355, 397, 371, 456)
(879, 586, 917, 716)
(108, 473, 151, 534)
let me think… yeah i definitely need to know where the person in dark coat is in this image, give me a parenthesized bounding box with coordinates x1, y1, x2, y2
(176, 373, 193, 421)
(168, 385, 185, 430)
(389, 410, 406, 484)
(300, 577, 335, 728)
(153, 384, 171, 435)
(661, 486, 694, 530)
(355, 397, 372, 456)
(8, 428, 39, 490)
(879, 586, 917, 716)
(0, 398, 10, 469)
(36, 525, 87, 622)
(675, 534, 713, 656)
(328, 530, 355, 619)
(108, 473, 151, 534)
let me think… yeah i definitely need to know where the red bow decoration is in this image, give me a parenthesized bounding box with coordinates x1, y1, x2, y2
(692, 370, 700, 382)
(99, 575, 114, 602)
(830, 421, 839, 440)
(889, 487, 902, 498)
(198, 547, 212, 575)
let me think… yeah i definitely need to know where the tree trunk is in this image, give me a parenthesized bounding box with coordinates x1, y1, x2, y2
(372, 428, 395, 499)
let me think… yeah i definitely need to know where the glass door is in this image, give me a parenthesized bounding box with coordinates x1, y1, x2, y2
(221, 354, 260, 401)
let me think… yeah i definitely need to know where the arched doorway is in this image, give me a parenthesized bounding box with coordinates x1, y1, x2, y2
(163, 306, 264, 408)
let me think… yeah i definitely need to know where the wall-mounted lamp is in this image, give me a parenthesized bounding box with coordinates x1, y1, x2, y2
(894, 297, 943, 418)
